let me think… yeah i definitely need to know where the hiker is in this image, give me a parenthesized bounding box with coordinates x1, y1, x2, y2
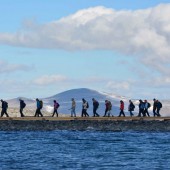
(103, 100, 113, 117)
(52, 100, 60, 117)
(156, 100, 162, 117)
(118, 100, 125, 117)
(81, 98, 89, 117)
(128, 100, 135, 117)
(144, 100, 150, 117)
(137, 100, 145, 117)
(92, 98, 100, 117)
(19, 99, 26, 117)
(1, 99, 9, 117)
(70, 98, 76, 117)
(153, 99, 159, 117)
(34, 98, 43, 117)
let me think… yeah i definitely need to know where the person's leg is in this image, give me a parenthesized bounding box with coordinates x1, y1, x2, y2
(86, 110, 89, 117)
(4, 109, 9, 117)
(130, 111, 133, 117)
(73, 108, 76, 117)
(96, 108, 100, 117)
(122, 110, 125, 117)
(138, 109, 142, 117)
(20, 108, 24, 117)
(103, 108, 107, 117)
(153, 109, 156, 117)
(157, 109, 161, 117)
(1, 110, 4, 117)
(34, 109, 38, 117)
(93, 108, 96, 117)
(146, 109, 150, 117)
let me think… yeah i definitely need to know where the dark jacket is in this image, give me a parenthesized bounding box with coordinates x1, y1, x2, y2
(93, 101, 99, 109)
(2, 101, 8, 110)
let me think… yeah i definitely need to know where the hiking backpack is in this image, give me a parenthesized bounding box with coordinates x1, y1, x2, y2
(23, 102, 26, 108)
(147, 102, 151, 108)
(40, 100, 43, 109)
(86, 102, 89, 108)
(159, 102, 162, 108)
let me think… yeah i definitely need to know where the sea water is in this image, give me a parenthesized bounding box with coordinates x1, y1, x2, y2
(0, 131, 170, 170)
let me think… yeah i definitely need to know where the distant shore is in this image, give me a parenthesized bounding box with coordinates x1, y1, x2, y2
(0, 117, 170, 131)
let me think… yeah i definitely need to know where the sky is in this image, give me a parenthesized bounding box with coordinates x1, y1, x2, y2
(0, 0, 170, 99)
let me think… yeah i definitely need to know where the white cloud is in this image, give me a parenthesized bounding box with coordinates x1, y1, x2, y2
(0, 60, 33, 73)
(0, 4, 170, 75)
(33, 75, 68, 85)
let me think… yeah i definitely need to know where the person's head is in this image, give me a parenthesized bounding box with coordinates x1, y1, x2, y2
(144, 100, 147, 102)
(82, 98, 85, 102)
(71, 98, 74, 101)
(129, 100, 131, 103)
(153, 98, 156, 101)
(54, 100, 56, 103)
(105, 100, 108, 103)
(1, 99, 3, 102)
(36, 98, 39, 101)
(92, 98, 95, 101)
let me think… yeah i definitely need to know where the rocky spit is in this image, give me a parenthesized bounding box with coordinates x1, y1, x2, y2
(0, 117, 170, 131)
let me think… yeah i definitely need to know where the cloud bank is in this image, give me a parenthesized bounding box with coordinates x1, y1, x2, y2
(0, 4, 170, 75)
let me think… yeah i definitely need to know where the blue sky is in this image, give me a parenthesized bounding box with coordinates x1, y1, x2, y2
(0, 0, 170, 99)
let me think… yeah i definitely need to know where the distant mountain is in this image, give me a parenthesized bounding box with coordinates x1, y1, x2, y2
(6, 88, 170, 117)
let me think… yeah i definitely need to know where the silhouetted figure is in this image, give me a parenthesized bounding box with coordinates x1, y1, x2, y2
(81, 98, 89, 117)
(144, 100, 150, 117)
(118, 100, 125, 117)
(156, 100, 162, 117)
(103, 100, 113, 117)
(128, 100, 135, 117)
(34, 98, 43, 117)
(92, 98, 100, 117)
(1, 99, 9, 117)
(19, 99, 26, 117)
(71, 98, 76, 117)
(52, 100, 60, 117)
(138, 100, 145, 117)
(153, 99, 159, 117)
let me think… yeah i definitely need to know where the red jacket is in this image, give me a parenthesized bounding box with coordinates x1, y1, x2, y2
(120, 102, 124, 110)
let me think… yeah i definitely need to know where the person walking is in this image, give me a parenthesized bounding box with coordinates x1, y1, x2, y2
(52, 100, 60, 117)
(92, 98, 100, 117)
(34, 98, 43, 117)
(103, 100, 113, 117)
(1, 99, 9, 117)
(153, 99, 159, 117)
(144, 100, 150, 117)
(128, 100, 135, 117)
(81, 98, 89, 117)
(103, 100, 109, 117)
(70, 98, 76, 117)
(156, 100, 162, 117)
(137, 100, 145, 117)
(19, 99, 26, 117)
(118, 100, 125, 117)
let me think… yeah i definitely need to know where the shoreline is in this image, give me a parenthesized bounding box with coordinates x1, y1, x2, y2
(0, 117, 170, 131)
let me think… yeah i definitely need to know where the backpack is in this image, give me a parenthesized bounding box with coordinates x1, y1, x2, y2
(132, 103, 135, 110)
(96, 101, 99, 108)
(40, 100, 43, 109)
(86, 102, 89, 108)
(4, 102, 8, 109)
(159, 102, 162, 108)
(57, 103, 60, 108)
(148, 102, 151, 108)
(23, 102, 26, 108)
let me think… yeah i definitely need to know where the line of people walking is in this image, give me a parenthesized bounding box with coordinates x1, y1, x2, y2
(0, 98, 162, 117)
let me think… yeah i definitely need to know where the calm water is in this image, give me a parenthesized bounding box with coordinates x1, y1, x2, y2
(0, 131, 170, 170)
